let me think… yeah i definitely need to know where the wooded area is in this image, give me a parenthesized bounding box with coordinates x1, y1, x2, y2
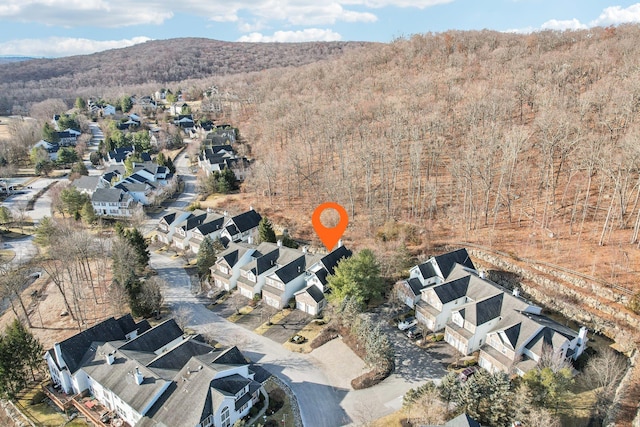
(0, 38, 372, 114)
(222, 26, 640, 293)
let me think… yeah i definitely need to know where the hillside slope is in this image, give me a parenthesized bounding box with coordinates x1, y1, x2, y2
(0, 38, 373, 113)
(215, 26, 640, 329)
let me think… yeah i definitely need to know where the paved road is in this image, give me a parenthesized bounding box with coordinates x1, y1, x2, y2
(150, 252, 350, 427)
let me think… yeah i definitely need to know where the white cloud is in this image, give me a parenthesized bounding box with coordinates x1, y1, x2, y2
(507, 3, 640, 34)
(590, 4, 640, 26)
(237, 29, 342, 43)
(0, 36, 152, 57)
(540, 18, 588, 31)
(0, 0, 444, 29)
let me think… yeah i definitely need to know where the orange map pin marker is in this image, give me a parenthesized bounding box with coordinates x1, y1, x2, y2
(312, 202, 349, 252)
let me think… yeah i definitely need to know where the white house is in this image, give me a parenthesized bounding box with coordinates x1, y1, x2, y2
(210, 242, 257, 291)
(156, 210, 194, 245)
(91, 188, 137, 218)
(45, 315, 264, 427)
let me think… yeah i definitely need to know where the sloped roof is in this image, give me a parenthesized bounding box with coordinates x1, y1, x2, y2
(433, 276, 470, 304)
(320, 245, 352, 274)
(301, 285, 325, 303)
(434, 248, 475, 279)
(91, 188, 131, 203)
(195, 215, 225, 236)
(229, 209, 262, 234)
(445, 413, 481, 427)
(273, 255, 307, 284)
(119, 318, 184, 352)
(417, 260, 437, 280)
(81, 342, 171, 414)
(406, 277, 424, 296)
(52, 314, 141, 374)
(72, 175, 99, 192)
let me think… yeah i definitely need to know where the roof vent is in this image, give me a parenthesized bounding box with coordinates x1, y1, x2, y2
(106, 353, 115, 365)
(134, 367, 143, 385)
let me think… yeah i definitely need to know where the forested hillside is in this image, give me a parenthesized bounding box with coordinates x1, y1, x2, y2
(223, 26, 640, 294)
(0, 38, 372, 113)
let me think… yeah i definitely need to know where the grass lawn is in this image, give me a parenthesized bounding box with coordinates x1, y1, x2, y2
(282, 319, 328, 353)
(254, 309, 291, 335)
(16, 383, 87, 427)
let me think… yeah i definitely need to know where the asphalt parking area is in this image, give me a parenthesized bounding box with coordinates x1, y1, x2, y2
(235, 304, 274, 330)
(263, 309, 313, 344)
(209, 292, 249, 318)
(369, 305, 459, 382)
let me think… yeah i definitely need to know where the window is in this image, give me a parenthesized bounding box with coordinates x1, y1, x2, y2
(221, 406, 230, 427)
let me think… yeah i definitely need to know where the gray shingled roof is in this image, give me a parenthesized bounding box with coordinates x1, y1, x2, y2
(406, 277, 424, 296)
(433, 276, 470, 304)
(303, 285, 325, 303)
(433, 248, 475, 279)
(92, 187, 131, 203)
(52, 314, 142, 374)
(320, 245, 352, 274)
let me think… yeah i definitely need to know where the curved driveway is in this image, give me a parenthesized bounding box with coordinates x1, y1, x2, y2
(149, 253, 350, 427)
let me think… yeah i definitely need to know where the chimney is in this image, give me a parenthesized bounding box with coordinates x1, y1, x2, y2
(134, 367, 144, 385)
(578, 326, 588, 345)
(247, 235, 253, 245)
(512, 288, 520, 298)
(302, 246, 308, 253)
(106, 353, 115, 365)
(337, 239, 343, 248)
(54, 343, 66, 369)
(223, 211, 228, 217)
(249, 205, 254, 211)
(277, 240, 282, 247)
(479, 270, 486, 279)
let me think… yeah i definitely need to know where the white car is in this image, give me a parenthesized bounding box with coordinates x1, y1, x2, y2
(398, 316, 417, 330)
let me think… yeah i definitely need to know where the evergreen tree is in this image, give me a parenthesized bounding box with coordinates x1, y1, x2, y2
(196, 236, 219, 278)
(258, 217, 277, 243)
(74, 97, 86, 110)
(71, 160, 88, 176)
(117, 227, 150, 271)
(80, 202, 96, 224)
(327, 249, 384, 305)
(0, 320, 43, 399)
(60, 186, 90, 218)
(42, 122, 59, 142)
(34, 216, 56, 247)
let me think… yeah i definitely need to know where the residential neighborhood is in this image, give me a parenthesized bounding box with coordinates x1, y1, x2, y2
(44, 315, 264, 427)
(0, 88, 626, 427)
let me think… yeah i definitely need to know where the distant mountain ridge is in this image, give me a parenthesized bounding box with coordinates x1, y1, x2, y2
(0, 37, 374, 111)
(0, 56, 36, 64)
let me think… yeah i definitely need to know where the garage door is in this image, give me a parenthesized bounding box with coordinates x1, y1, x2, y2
(240, 287, 252, 298)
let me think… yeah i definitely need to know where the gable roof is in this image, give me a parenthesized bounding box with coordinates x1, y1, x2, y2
(320, 245, 352, 274)
(433, 276, 470, 304)
(273, 255, 307, 284)
(228, 209, 262, 234)
(52, 314, 144, 374)
(406, 277, 424, 296)
(434, 248, 475, 279)
(195, 215, 225, 236)
(119, 318, 184, 353)
(92, 188, 133, 204)
(300, 285, 325, 303)
(417, 260, 437, 280)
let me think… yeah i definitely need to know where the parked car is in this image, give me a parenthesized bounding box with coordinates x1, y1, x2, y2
(398, 316, 417, 330)
(458, 366, 479, 382)
(406, 325, 423, 340)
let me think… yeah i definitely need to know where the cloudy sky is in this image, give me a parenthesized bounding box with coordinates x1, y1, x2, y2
(1, 1, 640, 57)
